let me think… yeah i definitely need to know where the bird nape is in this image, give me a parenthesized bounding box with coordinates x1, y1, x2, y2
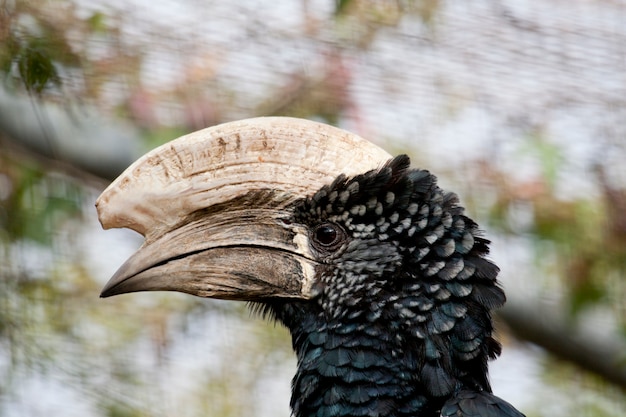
(97, 117, 525, 417)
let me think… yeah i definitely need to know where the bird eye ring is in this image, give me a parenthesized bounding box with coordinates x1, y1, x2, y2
(311, 223, 345, 251)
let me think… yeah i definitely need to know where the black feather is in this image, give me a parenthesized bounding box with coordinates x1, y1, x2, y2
(441, 390, 525, 417)
(264, 155, 524, 417)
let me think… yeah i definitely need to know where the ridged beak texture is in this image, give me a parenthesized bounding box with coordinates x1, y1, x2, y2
(97, 117, 391, 300)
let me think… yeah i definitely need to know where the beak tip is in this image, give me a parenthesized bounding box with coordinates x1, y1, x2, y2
(99, 287, 115, 298)
(100, 278, 127, 298)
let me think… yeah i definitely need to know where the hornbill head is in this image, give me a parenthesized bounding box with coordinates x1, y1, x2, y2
(98, 117, 519, 417)
(98, 117, 392, 301)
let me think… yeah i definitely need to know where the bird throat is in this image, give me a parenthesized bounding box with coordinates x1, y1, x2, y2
(282, 303, 445, 417)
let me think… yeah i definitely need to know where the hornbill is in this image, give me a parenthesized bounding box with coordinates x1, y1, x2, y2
(98, 117, 525, 417)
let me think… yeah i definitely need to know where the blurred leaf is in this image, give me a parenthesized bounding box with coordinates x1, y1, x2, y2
(521, 135, 564, 190)
(335, 0, 354, 16)
(0, 158, 82, 244)
(17, 40, 60, 93)
(102, 403, 145, 417)
(87, 11, 108, 33)
(568, 255, 606, 316)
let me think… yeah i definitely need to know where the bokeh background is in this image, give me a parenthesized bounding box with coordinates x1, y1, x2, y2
(1, 1, 626, 416)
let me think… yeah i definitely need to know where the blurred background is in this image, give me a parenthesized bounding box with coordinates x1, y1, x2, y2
(1, 1, 626, 416)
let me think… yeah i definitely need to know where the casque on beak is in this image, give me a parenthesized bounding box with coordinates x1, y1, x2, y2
(97, 117, 391, 301)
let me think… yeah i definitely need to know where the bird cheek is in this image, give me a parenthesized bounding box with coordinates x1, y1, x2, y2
(339, 240, 403, 277)
(307, 269, 326, 299)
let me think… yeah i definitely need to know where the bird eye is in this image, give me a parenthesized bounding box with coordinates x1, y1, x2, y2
(312, 223, 345, 251)
(316, 225, 338, 245)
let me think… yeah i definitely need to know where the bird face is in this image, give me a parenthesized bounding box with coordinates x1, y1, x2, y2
(98, 117, 392, 302)
(291, 156, 419, 320)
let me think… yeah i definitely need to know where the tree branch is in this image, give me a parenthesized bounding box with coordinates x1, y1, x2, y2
(499, 296, 626, 390)
(0, 89, 142, 182)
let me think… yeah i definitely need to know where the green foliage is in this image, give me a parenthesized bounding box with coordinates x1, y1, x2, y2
(0, 159, 82, 244)
(16, 38, 61, 93)
(86, 11, 108, 34)
(0, 1, 133, 102)
(334, 0, 353, 16)
(520, 134, 564, 191)
(475, 136, 626, 319)
(0, 1, 77, 93)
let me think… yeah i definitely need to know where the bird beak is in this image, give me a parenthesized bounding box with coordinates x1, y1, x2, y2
(100, 191, 318, 300)
(97, 117, 391, 301)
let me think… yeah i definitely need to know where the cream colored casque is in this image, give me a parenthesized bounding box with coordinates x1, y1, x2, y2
(97, 117, 392, 301)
